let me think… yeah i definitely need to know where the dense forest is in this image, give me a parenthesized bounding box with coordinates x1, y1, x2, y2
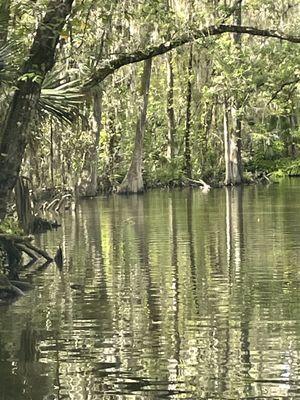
(0, 0, 300, 268)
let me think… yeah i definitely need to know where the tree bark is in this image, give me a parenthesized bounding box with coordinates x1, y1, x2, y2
(184, 45, 193, 179)
(15, 177, 34, 234)
(166, 52, 176, 160)
(85, 88, 103, 196)
(224, 2, 243, 186)
(223, 98, 242, 186)
(0, 0, 10, 46)
(232, 0, 243, 184)
(0, 0, 74, 222)
(117, 58, 152, 194)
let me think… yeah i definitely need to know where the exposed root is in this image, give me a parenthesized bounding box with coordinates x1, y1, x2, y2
(0, 233, 53, 273)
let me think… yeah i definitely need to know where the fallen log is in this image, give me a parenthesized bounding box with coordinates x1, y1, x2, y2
(0, 233, 53, 264)
(46, 197, 60, 211)
(186, 178, 211, 190)
(15, 243, 38, 261)
(23, 242, 53, 262)
(55, 194, 72, 212)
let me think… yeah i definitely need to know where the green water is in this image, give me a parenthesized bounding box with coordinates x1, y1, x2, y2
(1, 181, 300, 399)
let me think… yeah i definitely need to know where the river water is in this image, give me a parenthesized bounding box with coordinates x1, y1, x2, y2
(1, 181, 300, 399)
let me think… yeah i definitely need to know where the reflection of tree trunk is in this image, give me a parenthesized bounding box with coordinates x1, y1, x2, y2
(169, 193, 180, 375)
(225, 186, 252, 392)
(126, 196, 161, 336)
(136, 197, 161, 328)
(241, 319, 252, 393)
(18, 324, 37, 363)
(50, 119, 54, 187)
(225, 186, 244, 282)
(166, 52, 176, 160)
(186, 189, 199, 312)
(118, 58, 152, 194)
(184, 45, 193, 179)
(86, 201, 109, 305)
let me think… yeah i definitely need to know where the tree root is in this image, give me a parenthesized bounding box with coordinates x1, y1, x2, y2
(0, 233, 53, 273)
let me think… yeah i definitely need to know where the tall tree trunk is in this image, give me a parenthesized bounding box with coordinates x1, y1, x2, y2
(50, 119, 54, 187)
(0, 0, 74, 222)
(224, 97, 241, 185)
(224, 0, 243, 186)
(233, 0, 243, 183)
(166, 53, 176, 160)
(184, 44, 193, 179)
(223, 1, 243, 186)
(86, 88, 103, 196)
(0, 0, 10, 46)
(15, 177, 34, 234)
(117, 58, 152, 194)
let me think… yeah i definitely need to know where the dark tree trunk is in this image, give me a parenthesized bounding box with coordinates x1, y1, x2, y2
(85, 89, 103, 196)
(224, 98, 242, 185)
(15, 177, 34, 234)
(184, 44, 193, 179)
(224, 0, 243, 186)
(0, 0, 10, 46)
(166, 52, 176, 160)
(233, 0, 243, 183)
(118, 58, 152, 194)
(223, 2, 243, 186)
(0, 0, 74, 222)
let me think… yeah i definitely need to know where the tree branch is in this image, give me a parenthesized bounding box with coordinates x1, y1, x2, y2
(268, 78, 300, 104)
(84, 24, 300, 90)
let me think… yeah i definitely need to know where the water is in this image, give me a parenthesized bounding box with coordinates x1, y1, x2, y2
(1, 181, 300, 399)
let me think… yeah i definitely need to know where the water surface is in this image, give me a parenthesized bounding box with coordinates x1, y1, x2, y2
(1, 181, 300, 399)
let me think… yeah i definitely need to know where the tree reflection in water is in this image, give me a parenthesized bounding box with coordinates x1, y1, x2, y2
(1, 184, 300, 398)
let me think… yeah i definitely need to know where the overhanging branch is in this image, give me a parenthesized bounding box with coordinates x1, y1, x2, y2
(268, 78, 300, 104)
(84, 24, 300, 90)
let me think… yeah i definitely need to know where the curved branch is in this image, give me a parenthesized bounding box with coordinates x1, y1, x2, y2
(268, 78, 300, 104)
(84, 24, 300, 90)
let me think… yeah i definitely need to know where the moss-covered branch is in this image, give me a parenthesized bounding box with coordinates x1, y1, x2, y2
(84, 24, 300, 89)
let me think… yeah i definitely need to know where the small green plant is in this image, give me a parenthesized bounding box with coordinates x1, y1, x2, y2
(0, 217, 23, 235)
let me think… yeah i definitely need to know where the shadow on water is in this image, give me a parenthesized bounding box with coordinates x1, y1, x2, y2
(1, 183, 300, 399)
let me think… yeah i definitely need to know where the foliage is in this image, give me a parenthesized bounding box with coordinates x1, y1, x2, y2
(0, 217, 23, 235)
(1, 0, 300, 194)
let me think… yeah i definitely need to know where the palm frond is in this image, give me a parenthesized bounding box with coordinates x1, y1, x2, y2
(39, 78, 85, 125)
(0, 42, 18, 85)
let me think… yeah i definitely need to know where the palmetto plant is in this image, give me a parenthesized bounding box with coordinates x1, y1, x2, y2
(39, 74, 85, 125)
(0, 42, 18, 85)
(0, 42, 85, 125)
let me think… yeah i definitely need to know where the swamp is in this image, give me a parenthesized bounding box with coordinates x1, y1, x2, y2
(1, 0, 300, 399)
